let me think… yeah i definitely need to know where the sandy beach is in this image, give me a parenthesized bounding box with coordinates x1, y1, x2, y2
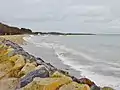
(0, 35, 26, 45)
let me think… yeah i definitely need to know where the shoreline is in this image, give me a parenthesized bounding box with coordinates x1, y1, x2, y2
(23, 35, 120, 89)
(22, 41, 82, 78)
(0, 35, 115, 90)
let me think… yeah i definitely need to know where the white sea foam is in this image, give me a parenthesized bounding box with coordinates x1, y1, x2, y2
(23, 35, 36, 44)
(35, 42, 120, 88)
(54, 48, 120, 89)
(23, 35, 120, 89)
(45, 43, 120, 89)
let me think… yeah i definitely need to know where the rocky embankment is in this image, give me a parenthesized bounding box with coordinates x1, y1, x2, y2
(0, 23, 32, 35)
(0, 38, 114, 90)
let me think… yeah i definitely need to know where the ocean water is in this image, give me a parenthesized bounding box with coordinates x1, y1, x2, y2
(24, 35, 120, 89)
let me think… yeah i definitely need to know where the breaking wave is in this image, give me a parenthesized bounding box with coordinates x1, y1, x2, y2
(23, 35, 120, 89)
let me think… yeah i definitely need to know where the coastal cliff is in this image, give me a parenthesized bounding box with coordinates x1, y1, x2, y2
(0, 23, 32, 35)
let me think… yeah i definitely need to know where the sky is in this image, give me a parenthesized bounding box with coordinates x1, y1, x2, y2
(0, 0, 120, 33)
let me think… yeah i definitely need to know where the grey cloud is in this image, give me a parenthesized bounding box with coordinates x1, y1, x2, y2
(0, 0, 120, 33)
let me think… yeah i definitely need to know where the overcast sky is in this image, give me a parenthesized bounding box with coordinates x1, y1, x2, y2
(0, 0, 120, 33)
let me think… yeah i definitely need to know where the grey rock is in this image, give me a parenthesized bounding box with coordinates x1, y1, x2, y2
(36, 57, 45, 65)
(91, 85, 100, 90)
(3, 40, 37, 62)
(36, 57, 57, 73)
(19, 67, 49, 88)
(2, 40, 23, 50)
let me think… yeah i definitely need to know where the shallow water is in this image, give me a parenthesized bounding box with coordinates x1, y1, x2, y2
(23, 35, 120, 89)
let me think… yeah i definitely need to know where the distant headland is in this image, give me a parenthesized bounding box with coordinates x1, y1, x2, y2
(32, 32, 96, 35)
(0, 22, 96, 35)
(0, 22, 32, 35)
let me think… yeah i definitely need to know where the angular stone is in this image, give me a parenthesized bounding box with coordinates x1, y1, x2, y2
(78, 78, 95, 87)
(9, 55, 20, 62)
(0, 61, 14, 79)
(0, 48, 15, 62)
(91, 85, 100, 90)
(7, 48, 15, 56)
(41, 62, 57, 73)
(58, 69, 69, 76)
(0, 78, 19, 90)
(3, 40, 36, 62)
(22, 77, 72, 90)
(36, 57, 44, 65)
(0, 48, 7, 55)
(12, 55, 25, 70)
(0, 61, 14, 72)
(2, 40, 23, 51)
(7, 55, 25, 78)
(19, 67, 49, 88)
(18, 62, 36, 77)
(0, 49, 10, 62)
(71, 76, 80, 83)
(59, 82, 90, 90)
(36, 57, 57, 73)
(51, 71, 70, 79)
(0, 44, 8, 51)
(35, 65, 46, 70)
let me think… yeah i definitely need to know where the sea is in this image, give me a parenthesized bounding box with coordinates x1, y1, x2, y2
(23, 35, 120, 89)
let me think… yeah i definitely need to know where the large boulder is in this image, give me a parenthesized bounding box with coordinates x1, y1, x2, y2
(6, 55, 25, 78)
(18, 62, 36, 77)
(19, 67, 49, 88)
(59, 82, 90, 90)
(36, 57, 57, 74)
(90, 85, 100, 90)
(0, 78, 19, 90)
(11, 55, 25, 70)
(2, 40, 23, 51)
(73, 78, 95, 87)
(2, 40, 36, 62)
(0, 61, 14, 79)
(21, 77, 72, 90)
(0, 45, 10, 62)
